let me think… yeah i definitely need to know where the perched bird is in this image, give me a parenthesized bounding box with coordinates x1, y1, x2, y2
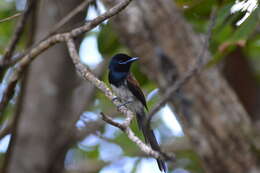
(108, 53, 167, 172)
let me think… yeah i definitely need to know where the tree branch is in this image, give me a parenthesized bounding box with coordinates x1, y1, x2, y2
(3, 0, 95, 68)
(147, 8, 217, 126)
(1, 0, 36, 66)
(0, 119, 14, 140)
(66, 37, 135, 125)
(100, 112, 174, 160)
(0, 13, 22, 24)
(66, 38, 174, 161)
(0, 0, 132, 118)
(48, 0, 95, 36)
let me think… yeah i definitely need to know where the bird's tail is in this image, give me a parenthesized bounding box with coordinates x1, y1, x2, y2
(136, 111, 167, 172)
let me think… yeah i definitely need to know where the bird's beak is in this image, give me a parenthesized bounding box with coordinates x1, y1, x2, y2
(119, 57, 139, 64)
(130, 57, 139, 62)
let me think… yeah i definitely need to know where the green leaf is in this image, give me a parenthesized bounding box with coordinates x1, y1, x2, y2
(214, 3, 233, 29)
(228, 11, 258, 43)
(182, 0, 215, 32)
(0, 4, 16, 53)
(245, 35, 260, 60)
(77, 145, 100, 159)
(175, 150, 204, 173)
(207, 44, 236, 66)
(86, 146, 100, 159)
(97, 23, 121, 56)
(113, 132, 139, 156)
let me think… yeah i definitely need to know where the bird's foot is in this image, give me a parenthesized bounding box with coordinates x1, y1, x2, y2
(112, 97, 120, 102)
(117, 101, 132, 110)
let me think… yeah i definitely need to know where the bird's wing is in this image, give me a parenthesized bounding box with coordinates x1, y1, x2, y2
(126, 74, 148, 110)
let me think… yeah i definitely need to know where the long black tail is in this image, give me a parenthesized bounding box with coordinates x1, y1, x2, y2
(136, 111, 167, 172)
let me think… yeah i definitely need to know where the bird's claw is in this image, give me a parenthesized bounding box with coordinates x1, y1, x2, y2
(116, 101, 132, 110)
(112, 97, 120, 102)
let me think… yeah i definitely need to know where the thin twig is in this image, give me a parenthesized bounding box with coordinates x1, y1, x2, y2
(1, 0, 36, 65)
(0, 119, 14, 140)
(101, 112, 174, 160)
(48, 0, 94, 35)
(101, 112, 125, 130)
(0, 13, 22, 24)
(0, 0, 132, 118)
(147, 8, 217, 126)
(66, 38, 174, 161)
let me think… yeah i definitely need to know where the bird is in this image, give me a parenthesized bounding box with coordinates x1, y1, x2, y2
(108, 53, 167, 172)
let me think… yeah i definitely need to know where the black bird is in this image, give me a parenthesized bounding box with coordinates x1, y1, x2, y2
(108, 53, 167, 172)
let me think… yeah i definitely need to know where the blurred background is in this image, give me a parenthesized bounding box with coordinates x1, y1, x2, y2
(0, 0, 259, 173)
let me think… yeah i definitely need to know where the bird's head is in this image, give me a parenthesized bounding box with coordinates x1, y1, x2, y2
(109, 53, 139, 73)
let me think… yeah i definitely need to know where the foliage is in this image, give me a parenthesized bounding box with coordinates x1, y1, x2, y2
(0, 1, 16, 54)
(176, 0, 260, 83)
(97, 23, 122, 57)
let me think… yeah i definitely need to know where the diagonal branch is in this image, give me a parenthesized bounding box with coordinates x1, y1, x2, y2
(0, 13, 22, 24)
(0, 118, 14, 140)
(1, 0, 36, 66)
(147, 8, 217, 126)
(2, 0, 95, 68)
(66, 38, 174, 161)
(0, 0, 132, 118)
(48, 0, 95, 36)
(101, 112, 172, 160)
(66, 37, 135, 126)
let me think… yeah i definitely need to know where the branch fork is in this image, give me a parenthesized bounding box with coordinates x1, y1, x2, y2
(66, 38, 174, 161)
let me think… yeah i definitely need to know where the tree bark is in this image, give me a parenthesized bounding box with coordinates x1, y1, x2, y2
(4, 1, 92, 173)
(223, 48, 260, 125)
(103, 0, 260, 173)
